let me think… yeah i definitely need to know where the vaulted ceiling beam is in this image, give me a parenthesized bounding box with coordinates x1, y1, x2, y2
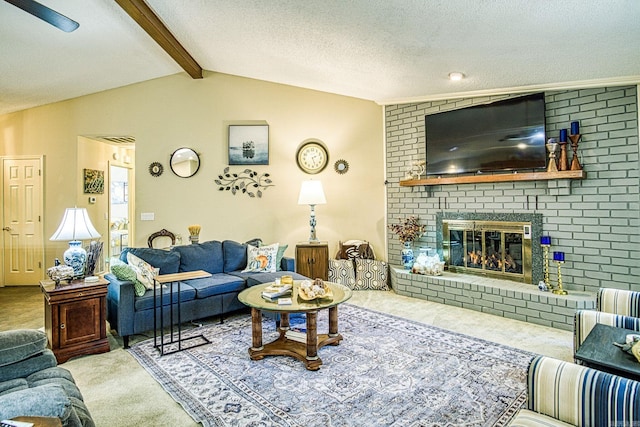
(115, 0, 202, 79)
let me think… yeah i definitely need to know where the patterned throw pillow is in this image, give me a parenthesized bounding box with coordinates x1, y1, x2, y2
(354, 259, 389, 290)
(328, 259, 356, 289)
(250, 241, 288, 271)
(242, 243, 279, 273)
(111, 264, 147, 297)
(127, 252, 158, 290)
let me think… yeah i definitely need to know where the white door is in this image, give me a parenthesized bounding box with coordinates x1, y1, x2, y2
(2, 157, 44, 285)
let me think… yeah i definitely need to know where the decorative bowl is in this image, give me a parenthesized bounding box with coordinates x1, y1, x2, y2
(298, 284, 333, 301)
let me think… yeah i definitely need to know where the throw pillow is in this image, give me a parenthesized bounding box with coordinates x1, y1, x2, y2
(111, 264, 147, 297)
(127, 252, 158, 290)
(242, 243, 279, 273)
(354, 259, 389, 290)
(261, 242, 288, 271)
(276, 244, 288, 271)
(328, 259, 356, 289)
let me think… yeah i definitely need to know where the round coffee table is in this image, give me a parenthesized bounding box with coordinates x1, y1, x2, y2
(238, 281, 352, 370)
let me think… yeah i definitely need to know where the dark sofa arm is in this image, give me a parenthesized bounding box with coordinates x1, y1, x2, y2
(281, 256, 295, 272)
(105, 273, 136, 338)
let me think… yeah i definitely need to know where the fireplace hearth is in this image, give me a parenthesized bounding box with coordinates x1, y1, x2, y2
(436, 212, 543, 285)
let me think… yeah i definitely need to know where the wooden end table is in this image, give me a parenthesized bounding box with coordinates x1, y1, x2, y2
(238, 281, 352, 371)
(295, 242, 329, 281)
(574, 323, 640, 381)
(39, 278, 110, 364)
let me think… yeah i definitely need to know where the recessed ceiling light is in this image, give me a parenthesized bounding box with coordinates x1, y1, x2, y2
(449, 72, 464, 81)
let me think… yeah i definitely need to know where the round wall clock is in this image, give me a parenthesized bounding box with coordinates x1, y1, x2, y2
(296, 140, 329, 174)
(148, 162, 164, 177)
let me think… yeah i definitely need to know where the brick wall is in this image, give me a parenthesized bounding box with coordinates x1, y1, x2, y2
(385, 86, 640, 294)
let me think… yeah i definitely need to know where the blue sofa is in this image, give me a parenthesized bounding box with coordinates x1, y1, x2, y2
(0, 329, 94, 427)
(508, 355, 640, 426)
(105, 239, 307, 347)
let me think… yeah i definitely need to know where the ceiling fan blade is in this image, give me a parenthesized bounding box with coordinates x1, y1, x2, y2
(5, 0, 79, 32)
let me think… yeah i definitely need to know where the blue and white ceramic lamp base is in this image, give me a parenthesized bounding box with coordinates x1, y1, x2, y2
(64, 240, 87, 278)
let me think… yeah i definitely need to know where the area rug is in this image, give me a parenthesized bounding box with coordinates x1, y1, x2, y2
(128, 304, 534, 427)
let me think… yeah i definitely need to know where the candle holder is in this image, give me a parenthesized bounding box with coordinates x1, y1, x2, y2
(553, 260, 567, 295)
(558, 142, 569, 171)
(552, 251, 567, 295)
(541, 244, 551, 289)
(546, 140, 558, 173)
(569, 134, 582, 171)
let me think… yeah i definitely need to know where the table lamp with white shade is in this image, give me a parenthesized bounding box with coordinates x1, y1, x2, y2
(298, 180, 326, 243)
(50, 207, 101, 277)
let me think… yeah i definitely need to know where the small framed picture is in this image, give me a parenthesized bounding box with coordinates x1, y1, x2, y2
(228, 124, 269, 165)
(83, 169, 104, 194)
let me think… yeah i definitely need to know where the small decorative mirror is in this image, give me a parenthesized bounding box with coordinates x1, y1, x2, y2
(334, 159, 349, 174)
(170, 148, 200, 178)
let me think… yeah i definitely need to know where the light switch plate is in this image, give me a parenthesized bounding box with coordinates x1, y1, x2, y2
(141, 212, 155, 221)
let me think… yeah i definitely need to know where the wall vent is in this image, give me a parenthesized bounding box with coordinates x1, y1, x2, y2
(96, 136, 136, 145)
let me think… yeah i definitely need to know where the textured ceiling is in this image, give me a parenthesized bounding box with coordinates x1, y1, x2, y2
(1, 0, 639, 116)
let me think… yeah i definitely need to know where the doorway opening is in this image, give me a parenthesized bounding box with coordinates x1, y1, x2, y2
(109, 165, 130, 259)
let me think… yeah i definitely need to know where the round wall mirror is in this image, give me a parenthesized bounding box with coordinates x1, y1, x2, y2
(170, 148, 200, 178)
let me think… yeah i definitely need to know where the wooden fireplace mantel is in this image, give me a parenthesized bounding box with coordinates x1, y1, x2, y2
(399, 170, 586, 187)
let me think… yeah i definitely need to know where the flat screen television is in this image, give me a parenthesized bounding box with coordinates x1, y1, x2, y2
(425, 92, 547, 176)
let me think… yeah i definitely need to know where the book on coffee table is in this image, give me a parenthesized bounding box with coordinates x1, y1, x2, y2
(261, 284, 292, 300)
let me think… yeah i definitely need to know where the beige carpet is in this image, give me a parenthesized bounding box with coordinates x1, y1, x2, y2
(0, 286, 573, 426)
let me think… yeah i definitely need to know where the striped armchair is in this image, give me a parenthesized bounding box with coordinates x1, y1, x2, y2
(509, 355, 640, 426)
(574, 288, 640, 355)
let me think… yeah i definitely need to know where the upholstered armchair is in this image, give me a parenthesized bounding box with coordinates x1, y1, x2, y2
(574, 288, 640, 355)
(509, 355, 640, 426)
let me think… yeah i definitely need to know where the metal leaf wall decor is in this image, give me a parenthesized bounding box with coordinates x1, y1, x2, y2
(215, 167, 274, 198)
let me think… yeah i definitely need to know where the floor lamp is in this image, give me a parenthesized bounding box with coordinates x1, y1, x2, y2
(50, 207, 101, 278)
(298, 180, 326, 243)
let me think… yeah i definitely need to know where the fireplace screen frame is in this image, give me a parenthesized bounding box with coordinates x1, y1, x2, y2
(443, 219, 533, 283)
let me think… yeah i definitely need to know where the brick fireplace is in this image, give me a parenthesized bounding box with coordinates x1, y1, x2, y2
(437, 212, 543, 285)
(384, 86, 638, 330)
(385, 86, 638, 297)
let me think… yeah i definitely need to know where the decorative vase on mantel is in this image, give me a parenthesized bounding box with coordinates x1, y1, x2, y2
(401, 241, 415, 270)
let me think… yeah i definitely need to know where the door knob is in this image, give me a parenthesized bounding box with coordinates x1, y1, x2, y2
(2, 227, 10, 231)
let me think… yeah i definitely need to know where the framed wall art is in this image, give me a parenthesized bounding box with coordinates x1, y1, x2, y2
(228, 124, 269, 165)
(83, 168, 104, 194)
